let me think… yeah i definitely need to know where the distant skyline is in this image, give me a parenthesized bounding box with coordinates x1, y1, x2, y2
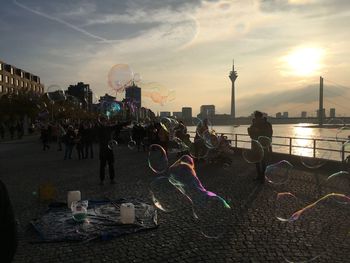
(1, 0, 350, 116)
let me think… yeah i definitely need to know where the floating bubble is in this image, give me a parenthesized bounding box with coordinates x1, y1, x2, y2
(128, 140, 136, 150)
(242, 140, 264, 163)
(324, 171, 350, 204)
(148, 144, 169, 174)
(47, 84, 66, 102)
(265, 160, 293, 185)
(108, 64, 134, 93)
(299, 140, 331, 169)
(107, 140, 118, 150)
(192, 193, 231, 238)
(133, 72, 141, 83)
(202, 130, 219, 149)
(258, 136, 272, 151)
(343, 140, 350, 163)
(168, 137, 190, 154)
(142, 82, 176, 106)
(336, 126, 350, 142)
(149, 177, 182, 213)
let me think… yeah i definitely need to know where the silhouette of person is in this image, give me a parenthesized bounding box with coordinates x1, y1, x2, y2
(247, 111, 273, 183)
(0, 179, 17, 262)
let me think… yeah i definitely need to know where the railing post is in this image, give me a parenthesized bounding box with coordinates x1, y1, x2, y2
(235, 134, 237, 148)
(289, 138, 292, 155)
(341, 142, 345, 162)
(313, 139, 316, 158)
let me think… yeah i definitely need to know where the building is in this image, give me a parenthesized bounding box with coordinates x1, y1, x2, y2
(276, 112, 282, 118)
(282, 112, 288, 118)
(301, 111, 307, 118)
(200, 105, 215, 119)
(317, 108, 326, 119)
(0, 60, 44, 95)
(229, 60, 238, 118)
(125, 83, 141, 109)
(182, 107, 192, 120)
(330, 108, 336, 118)
(66, 82, 92, 111)
(172, 112, 182, 119)
(160, 111, 171, 118)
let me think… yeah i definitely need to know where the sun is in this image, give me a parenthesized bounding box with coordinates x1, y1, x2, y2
(284, 47, 324, 76)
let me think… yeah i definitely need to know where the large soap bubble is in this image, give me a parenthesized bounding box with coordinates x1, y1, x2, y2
(108, 64, 134, 93)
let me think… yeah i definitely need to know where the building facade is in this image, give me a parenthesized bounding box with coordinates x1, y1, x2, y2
(0, 60, 44, 95)
(182, 107, 192, 120)
(330, 108, 336, 118)
(160, 112, 171, 118)
(66, 82, 92, 111)
(301, 111, 307, 118)
(200, 105, 215, 119)
(172, 112, 182, 119)
(125, 83, 141, 109)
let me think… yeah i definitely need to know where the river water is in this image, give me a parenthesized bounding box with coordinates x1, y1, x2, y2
(188, 123, 349, 161)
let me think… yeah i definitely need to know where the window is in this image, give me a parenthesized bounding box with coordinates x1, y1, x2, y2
(0, 75, 2, 82)
(21, 81, 23, 87)
(0, 63, 2, 70)
(25, 82, 27, 87)
(10, 67, 13, 74)
(0, 85, 2, 92)
(16, 79, 19, 86)
(10, 78, 14, 85)
(5, 75, 8, 83)
(21, 72, 23, 78)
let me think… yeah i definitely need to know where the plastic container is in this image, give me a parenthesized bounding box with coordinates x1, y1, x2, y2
(71, 200, 88, 222)
(120, 203, 135, 224)
(67, 190, 81, 208)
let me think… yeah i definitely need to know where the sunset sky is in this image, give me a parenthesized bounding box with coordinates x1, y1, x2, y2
(1, 0, 350, 116)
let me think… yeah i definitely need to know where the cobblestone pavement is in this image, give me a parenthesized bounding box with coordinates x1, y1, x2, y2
(1, 136, 349, 263)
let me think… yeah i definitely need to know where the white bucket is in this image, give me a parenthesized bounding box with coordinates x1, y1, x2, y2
(120, 203, 135, 224)
(67, 191, 81, 208)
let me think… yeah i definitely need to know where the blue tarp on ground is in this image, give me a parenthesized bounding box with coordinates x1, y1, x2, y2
(30, 198, 158, 242)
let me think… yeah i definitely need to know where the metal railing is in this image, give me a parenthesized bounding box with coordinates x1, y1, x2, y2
(188, 131, 350, 162)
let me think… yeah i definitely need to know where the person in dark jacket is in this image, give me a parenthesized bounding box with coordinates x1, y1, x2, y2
(0, 179, 17, 262)
(97, 118, 129, 185)
(247, 111, 273, 183)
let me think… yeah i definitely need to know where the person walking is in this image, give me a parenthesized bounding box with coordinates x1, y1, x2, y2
(247, 111, 273, 183)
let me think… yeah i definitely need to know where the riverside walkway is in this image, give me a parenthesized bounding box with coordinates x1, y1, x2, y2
(0, 135, 349, 263)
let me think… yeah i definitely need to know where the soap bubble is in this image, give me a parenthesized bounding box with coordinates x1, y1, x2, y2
(148, 144, 168, 174)
(149, 177, 183, 212)
(265, 160, 293, 185)
(298, 140, 331, 169)
(257, 136, 272, 151)
(336, 126, 350, 142)
(128, 140, 136, 150)
(343, 140, 350, 163)
(142, 82, 176, 106)
(323, 171, 350, 204)
(275, 192, 350, 262)
(108, 64, 134, 93)
(192, 193, 231, 239)
(189, 141, 208, 159)
(242, 140, 264, 163)
(46, 84, 66, 102)
(108, 140, 118, 150)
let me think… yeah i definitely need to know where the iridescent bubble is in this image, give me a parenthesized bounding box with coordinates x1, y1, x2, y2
(168, 137, 190, 154)
(192, 193, 231, 239)
(46, 84, 66, 102)
(324, 171, 350, 204)
(336, 126, 350, 142)
(128, 140, 136, 150)
(299, 140, 331, 169)
(258, 136, 272, 151)
(108, 140, 118, 150)
(189, 141, 208, 160)
(108, 64, 134, 93)
(242, 140, 264, 163)
(265, 160, 293, 185)
(149, 176, 183, 213)
(343, 140, 350, 163)
(202, 130, 219, 149)
(148, 144, 169, 174)
(142, 82, 176, 106)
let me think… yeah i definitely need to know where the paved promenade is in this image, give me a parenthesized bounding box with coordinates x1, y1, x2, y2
(0, 136, 349, 262)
